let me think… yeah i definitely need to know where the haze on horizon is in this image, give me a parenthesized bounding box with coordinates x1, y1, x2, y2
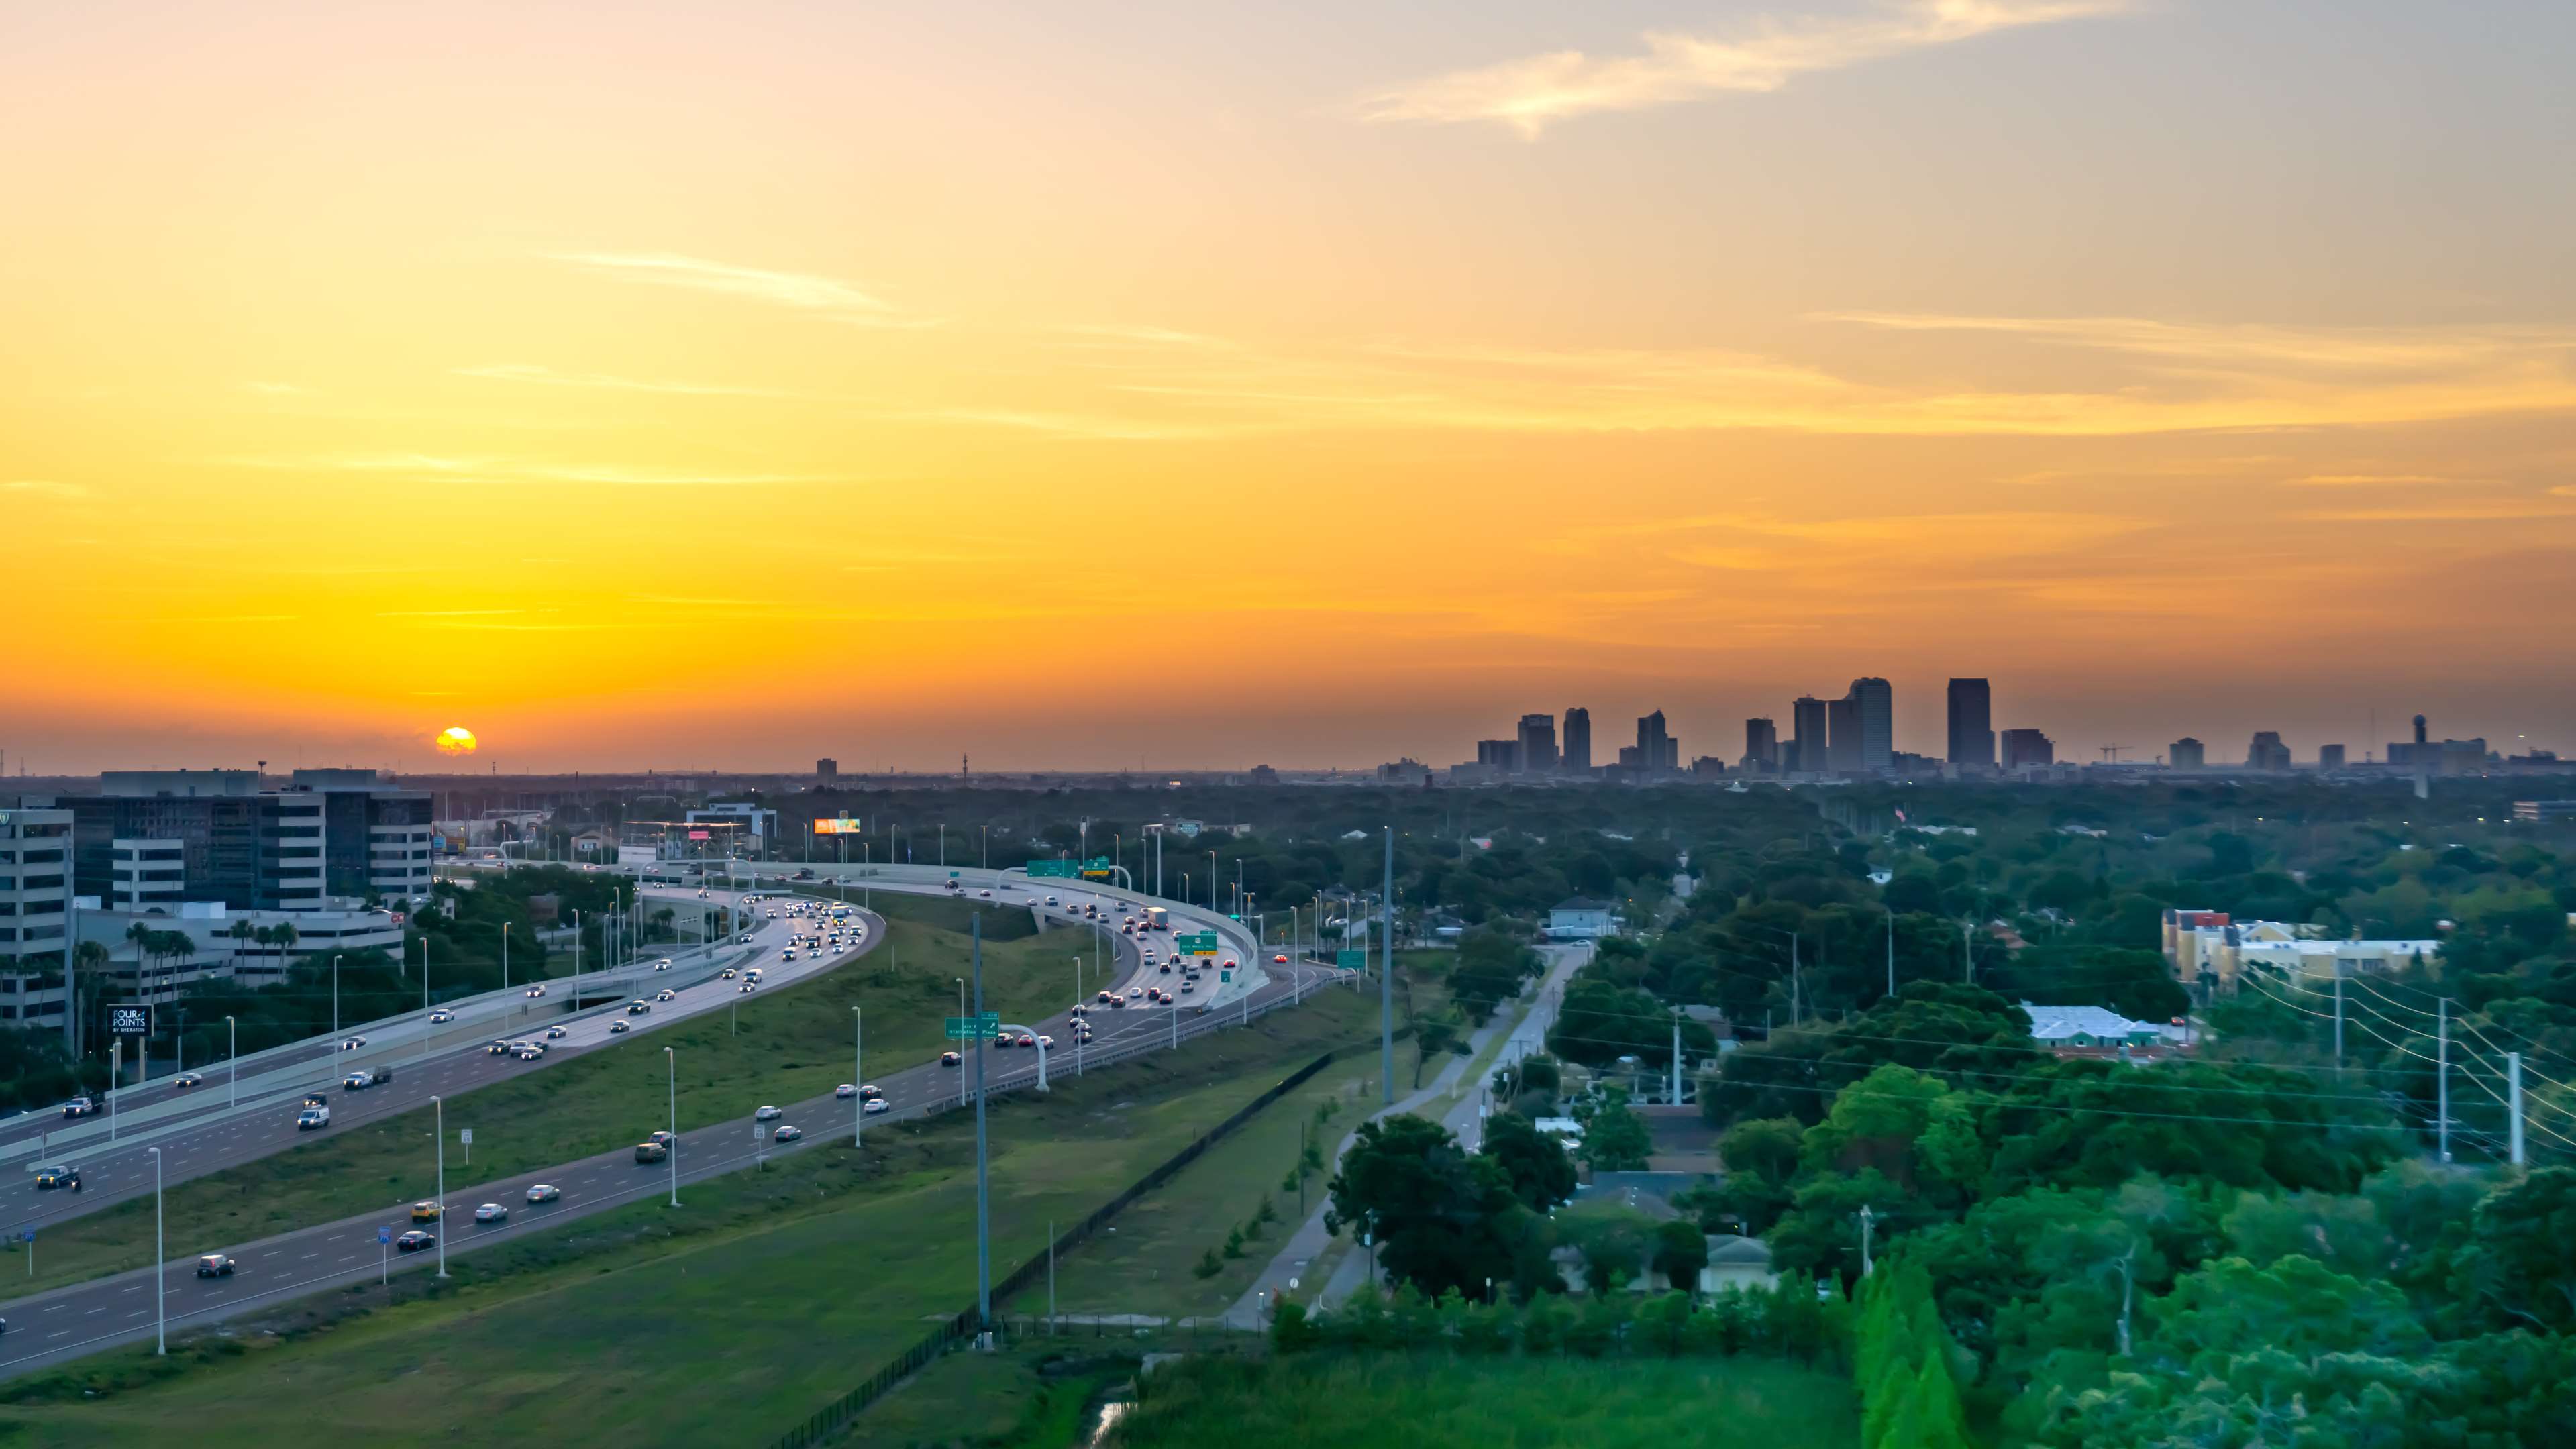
(5, 1, 2573, 775)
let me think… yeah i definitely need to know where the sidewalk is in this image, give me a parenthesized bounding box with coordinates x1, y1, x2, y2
(1226, 943, 1592, 1321)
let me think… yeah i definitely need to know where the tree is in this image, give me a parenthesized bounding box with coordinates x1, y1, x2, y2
(1652, 1218, 1708, 1289)
(1557, 1201, 1656, 1293)
(1324, 1114, 1521, 1298)
(2468, 1165, 2576, 1332)
(1573, 1085, 1652, 1173)
(1478, 1110, 1577, 1211)
(1451, 929, 1538, 1020)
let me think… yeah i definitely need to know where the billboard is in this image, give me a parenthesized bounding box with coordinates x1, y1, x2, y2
(813, 817, 864, 835)
(109, 1004, 152, 1037)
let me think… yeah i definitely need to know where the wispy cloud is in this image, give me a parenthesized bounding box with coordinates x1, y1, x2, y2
(213, 453, 832, 487)
(3, 480, 89, 498)
(1363, 0, 2128, 136)
(2285, 473, 2495, 488)
(454, 364, 799, 398)
(546, 251, 919, 323)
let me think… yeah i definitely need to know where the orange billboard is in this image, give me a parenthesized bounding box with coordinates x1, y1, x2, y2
(812, 817, 863, 835)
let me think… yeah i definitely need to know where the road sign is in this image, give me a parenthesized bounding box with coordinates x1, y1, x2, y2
(378, 1226, 394, 1244)
(1079, 857, 1113, 877)
(1221, 969, 1231, 983)
(459, 1129, 473, 1145)
(1335, 949, 1366, 970)
(1027, 860, 1076, 879)
(1176, 932, 1219, 955)
(109, 1005, 151, 1036)
(943, 1014, 1002, 1040)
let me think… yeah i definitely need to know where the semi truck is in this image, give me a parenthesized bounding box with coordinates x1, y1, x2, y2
(1145, 906, 1169, 932)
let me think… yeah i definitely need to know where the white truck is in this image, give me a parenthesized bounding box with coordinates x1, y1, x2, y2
(1145, 906, 1169, 932)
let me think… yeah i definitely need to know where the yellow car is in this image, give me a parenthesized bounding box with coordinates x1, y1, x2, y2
(410, 1199, 442, 1223)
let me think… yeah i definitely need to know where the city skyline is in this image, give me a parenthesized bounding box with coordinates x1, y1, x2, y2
(7, 2, 2575, 773)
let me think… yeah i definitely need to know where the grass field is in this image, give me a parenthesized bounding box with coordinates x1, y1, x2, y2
(1108, 1352, 1859, 1449)
(0, 987, 1378, 1448)
(1015, 1055, 1370, 1322)
(0, 908, 1109, 1298)
(858, 1337, 1139, 1448)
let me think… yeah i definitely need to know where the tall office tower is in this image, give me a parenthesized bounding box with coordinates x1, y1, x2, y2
(2247, 732, 2291, 771)
(816, 757, 838, 780)
(1826, 695, 1861, 773)
(1516, 714, 1559, 773)
(1636, 711, 1676, 773)
(2000, 728, 2055, 769)
(2415, 714, 2428, 747)
(2318, 743, 2346, 771)
(1743, 717, 1779, 771)
(2169, 737, 2205, 770)
(1850, 677, 1894, 771)
(1562, 708, 1592, 773)
(1476, 739, 1520, 772)
(1790, 695, 1829, 773)
(1946, 679, 1995, 769)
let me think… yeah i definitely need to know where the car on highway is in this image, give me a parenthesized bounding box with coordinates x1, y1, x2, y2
(1044, 896, 1059, 906)
(486, 1040, 513, 1055)
(60, 1097, 95, 1119)
(648, 1130, 676, 1150)
(772, 1124, 803, 1142)
(858, 1084, 883, 1100)
(656, 989, 677, 1002)
(1096, 991, 1114, 1004)
(411, 1199, 442, 1222)
(1037, 1035, 1055, 1049)
(745, 969, 762, 983)
(780, 949, 798, 961)
(1223, 959, 1237, 970)
(33, 1165, 79, 1190)
(195, 1254, 236, 1278)
(1178, 981, 1196, 995)
(472, 1202, 509, 1223)
(301, 1091, 329, 1108)
(720, 967, 737, 979)
(526, 1183, 560, 1203)
(172, 1071, 203, 1089)
(1127, 987, 1143, 999)
(525, 984, 547, 998)
(635, 1140, 668, 1163)
(338, 1036, 366, 1051)
(978, 889, 992, 898)
(627, 1000, 652, 1015)
(1016, 1033, 1036, 1048)
(1273, 954, 1288, 965)
(429, 1010, 456, 1024)
(835, 1083, 858, 1099)
(396, 1229, 435, 1253)
(655, 959, 672, 971)
(755, 1104, 782, 1121)
(517, 1046, 543, 1061)
(344, 1069, 375, 1089)
(1109, 996, 1127, 1009)
(609, 1021, 631, 1035)
(863, 1097, 890, 1115)
(297, 1106, 331, 1130)
(1159, 963, 1172, 974)
(940, 1051, 961, 1067)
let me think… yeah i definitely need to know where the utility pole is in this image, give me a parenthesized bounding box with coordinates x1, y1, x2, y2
(1857, 1204, 1875, 1278)
(1884, 907, 1896, 1000)
(2508, 1051, 2526, 1168)
(2437, 997, 2451, 1164)
(2333, 973, 2344, 1070)
(972, 915, 991, 1340)
(1669, 1010, 1682, 1106)
(1380, 827, 1394, 1106)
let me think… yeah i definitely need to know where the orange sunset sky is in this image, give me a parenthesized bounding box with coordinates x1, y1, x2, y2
(5, 1, 2573, 774)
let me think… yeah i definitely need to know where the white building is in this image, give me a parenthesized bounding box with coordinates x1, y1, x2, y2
(0, 807, 75, 1030)
(2162, 908, 2440, 991)
(1547, 897, 1619, 940)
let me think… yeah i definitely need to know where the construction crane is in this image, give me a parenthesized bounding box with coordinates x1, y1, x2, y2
(2099, 745, 2129, 763)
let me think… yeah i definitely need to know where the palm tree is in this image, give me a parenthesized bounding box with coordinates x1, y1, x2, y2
(71, 939, 109, 1055)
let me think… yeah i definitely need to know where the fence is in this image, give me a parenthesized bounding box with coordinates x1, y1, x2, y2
(765, 1043, 1349, 1449)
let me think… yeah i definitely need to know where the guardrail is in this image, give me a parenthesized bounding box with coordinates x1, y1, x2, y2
(768, 1035, 1351, 1449)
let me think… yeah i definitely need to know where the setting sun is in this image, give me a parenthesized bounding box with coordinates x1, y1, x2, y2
(434, 727, 479, 757)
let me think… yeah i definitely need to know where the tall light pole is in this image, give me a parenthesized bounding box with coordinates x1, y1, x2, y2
(501, 923, 511, 994)
(664, 1046, 680, 1206)
(972, 915, 991, 1334)
(331, 955, 341, 1040)
(956, 978, 969, 1106)
(852, 1006, 864, 1148)
(1207, 851, 1217, 912)
(225, 1015, 237, 1108)
(147, 1146, 166, 1354)
(431, 1095, 449, 1277)
(1381, 827, 1394, 1106)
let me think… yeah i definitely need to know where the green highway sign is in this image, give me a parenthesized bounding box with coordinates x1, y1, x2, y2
(1336, 949, 1366, 970)
(943, 1014, 1002, 1040)
(1079, 857, 1113, 877)
(1027, 860, 1077, 878)
(1177, 931, 1219, 955)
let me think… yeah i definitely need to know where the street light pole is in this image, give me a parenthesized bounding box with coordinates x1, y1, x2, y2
(956, 978, 968, 1106)
(501, 923, 511, 994)
(972, 915, 990, 1336)
(226, 1015, 237, 1108)
(665, 1046, 680, 1206)
(432, 1095, 448, 1277)
(852, 1006, 864, 1148)
(148, 1146, 165, 1354)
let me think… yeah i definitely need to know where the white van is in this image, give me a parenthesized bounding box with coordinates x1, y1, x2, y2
(297, 1105, 331, 1130)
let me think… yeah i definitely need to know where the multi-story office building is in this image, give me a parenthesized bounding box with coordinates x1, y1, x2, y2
(1562, 708, 1592, 774)
(1476, 739, 1521, 773)
(2318, 744, 2346, 771)
(1849, 677, 1893, 772)
(817, 758, 838, 780)
(0, 808, 75, 1030)
(2000, 728, 2055, 769)
(1635, 711, 1678, 773)
(1517, 714, 1559, 774)
(1743, 717, 1778, 772)
(2387, 716, 2489, 774)
(1826, 696, 1861, 773)
(2247, 732, 2292, 771)
(62, 768, 429, 911)
(2169, 737, 2206, 770)
(1946, 679, 1994, 769)
(1789, 695, 1829, 773)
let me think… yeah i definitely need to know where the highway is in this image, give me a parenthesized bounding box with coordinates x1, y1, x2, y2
(0, 871, 1340, 1375)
